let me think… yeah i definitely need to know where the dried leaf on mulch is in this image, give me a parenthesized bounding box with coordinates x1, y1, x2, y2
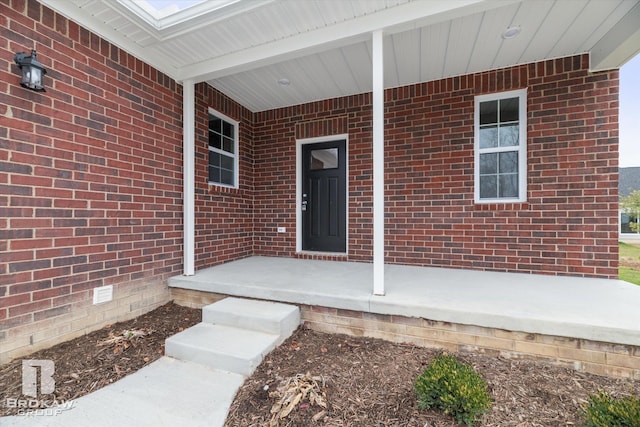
(97, 328, 154, 347)
(269, 373, 327, 426)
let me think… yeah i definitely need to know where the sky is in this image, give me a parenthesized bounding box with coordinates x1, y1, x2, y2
(144, 0, 202, 13)
(620, 53, 640, 168)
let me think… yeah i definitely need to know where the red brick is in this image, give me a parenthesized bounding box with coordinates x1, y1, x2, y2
(2, 0, 183, 335)
(250, 54, 617, 277)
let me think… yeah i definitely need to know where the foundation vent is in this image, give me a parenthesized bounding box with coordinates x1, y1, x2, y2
(93, 285, 113, 305)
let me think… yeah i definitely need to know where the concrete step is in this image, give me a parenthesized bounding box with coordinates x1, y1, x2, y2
(165, 322, 280, 376)
(202, 297, 300, 341)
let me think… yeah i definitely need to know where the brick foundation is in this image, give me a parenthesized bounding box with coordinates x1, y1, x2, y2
(1, 279, 169, 364)
(170, 288, 225, 308)
(301, 305, 640, 380)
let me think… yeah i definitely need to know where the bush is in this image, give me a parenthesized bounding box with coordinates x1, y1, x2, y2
(582, 391, 640, 427)
(414, 354, 491, 426)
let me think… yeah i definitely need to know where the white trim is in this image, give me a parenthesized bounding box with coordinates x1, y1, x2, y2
(183, 80, 195, 276)
(474, 88, 527, 204)
(207, 107, 240, 189)
(372, 30, 385, 296)
(296, 134, 349, 254)
(177, 0, 491, 82)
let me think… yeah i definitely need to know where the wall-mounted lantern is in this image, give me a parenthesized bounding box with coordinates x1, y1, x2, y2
(14, 49, 47, 92)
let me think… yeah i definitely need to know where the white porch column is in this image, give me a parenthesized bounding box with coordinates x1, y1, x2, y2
(372, 31, 385, 295)
(183, 79, 195, 276)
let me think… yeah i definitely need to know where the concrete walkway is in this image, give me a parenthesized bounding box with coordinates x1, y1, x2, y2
(169, 256, 640, 347)
(1, 357, 245, 427)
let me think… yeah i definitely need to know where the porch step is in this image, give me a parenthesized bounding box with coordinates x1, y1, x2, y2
(202, 297, 300, 340)
(165, 323, 280, 376)
(165, 297, 301, 377)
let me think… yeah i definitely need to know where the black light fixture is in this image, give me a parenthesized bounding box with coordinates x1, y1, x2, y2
(14, 49, 47, 92)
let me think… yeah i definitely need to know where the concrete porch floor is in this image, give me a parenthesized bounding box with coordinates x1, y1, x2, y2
(168, 256, 640, 347)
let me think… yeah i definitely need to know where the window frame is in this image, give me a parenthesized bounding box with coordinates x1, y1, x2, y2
(207, 107, 239, 189)
(474, 88, 528, 203)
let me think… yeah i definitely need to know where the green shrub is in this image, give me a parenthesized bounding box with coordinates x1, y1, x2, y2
(582, 391, 640, 427)
(414, 354, 491, 426)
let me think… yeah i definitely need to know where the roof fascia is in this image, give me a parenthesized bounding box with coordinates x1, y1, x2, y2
(590, 1, 640, 71)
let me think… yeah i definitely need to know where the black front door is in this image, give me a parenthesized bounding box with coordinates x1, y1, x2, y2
(302, 140, 346, 252)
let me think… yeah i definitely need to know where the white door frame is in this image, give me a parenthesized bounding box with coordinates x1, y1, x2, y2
(296, 134, 349, 254)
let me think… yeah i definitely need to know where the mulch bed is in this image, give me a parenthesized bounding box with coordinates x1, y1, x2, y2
(2, 301, 639, 425)
(0, 302, 201, 417)
(226, 328, 640, 427)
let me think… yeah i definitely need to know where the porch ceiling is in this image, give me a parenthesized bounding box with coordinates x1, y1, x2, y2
(41, 0, 640, 112)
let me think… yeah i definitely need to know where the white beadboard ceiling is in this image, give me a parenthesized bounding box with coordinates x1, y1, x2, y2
(40, 0, 640, 112)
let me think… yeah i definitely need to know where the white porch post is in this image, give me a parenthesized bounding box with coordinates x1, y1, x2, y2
(372, 30, 385, 296)
(183, 79, 195, 276)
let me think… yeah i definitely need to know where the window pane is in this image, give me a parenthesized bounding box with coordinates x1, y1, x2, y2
(223, 137, 234, 154)
(223, 121, 234, 138)
(480, 175, 497, 199)
(310, 148, 338, 170)
(479, 126, 498, 148)
(480, 153, 497, 174)
(209, 117, 222, 133)
(499, 124, 519, 147)
(209, 131, 222, 150)
(221, 169, 234, 186)
(220, 154, 234, 170)
(500, 97, 519, 122)
(209, 151, 220, 167)
(499, 174, 518, 198)
(480, 100, 497, 125)
(209, 165, 220, 183)
(498, 151, 518, 173)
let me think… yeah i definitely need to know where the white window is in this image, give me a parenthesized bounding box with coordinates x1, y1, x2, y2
(474, 89, 527, 203)
(208, 108, 238, 188)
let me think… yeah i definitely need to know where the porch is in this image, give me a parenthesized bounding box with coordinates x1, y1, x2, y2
(169, 256, 640, 378)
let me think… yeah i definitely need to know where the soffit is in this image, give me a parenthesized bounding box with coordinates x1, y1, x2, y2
(39, 0, 640, 112)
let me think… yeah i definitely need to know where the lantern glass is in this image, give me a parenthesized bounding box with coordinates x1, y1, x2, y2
(30, 67, 42, 88)
(15, 50, 46, 92)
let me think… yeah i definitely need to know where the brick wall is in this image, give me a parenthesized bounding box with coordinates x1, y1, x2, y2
(254, 54, 619, 277)
(0, 0, 181, 362)
(193, 84, 254, 269)
(254, 96, 374, 261)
